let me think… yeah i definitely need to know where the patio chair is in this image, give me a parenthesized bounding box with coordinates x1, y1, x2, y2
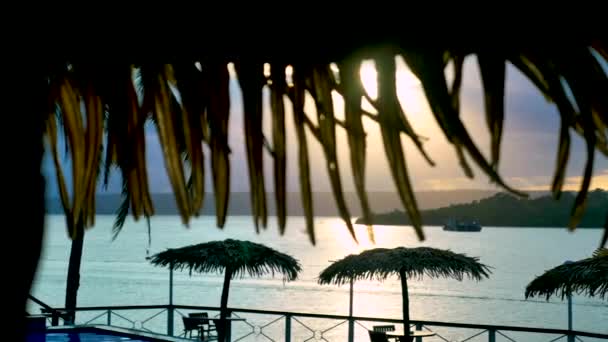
(189, 312, 217, 340)
(182, 316, 203, 339)
(368, 331, 390, 342)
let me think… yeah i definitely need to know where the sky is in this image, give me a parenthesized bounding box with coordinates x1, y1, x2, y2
(42, 56, 608, 197)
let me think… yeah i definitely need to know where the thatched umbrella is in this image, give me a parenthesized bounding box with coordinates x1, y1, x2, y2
(149, 239, 301, 341)
(318, 247, 491, 333)
(525, 248, 608, 301)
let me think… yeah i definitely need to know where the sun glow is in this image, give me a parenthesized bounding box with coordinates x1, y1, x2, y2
(355, 58, 433, 150)
(360, 61, 379, 99)
(359, 59, 421, 101)
(358, 58, 429, 135)
(330, 219, 377, 254)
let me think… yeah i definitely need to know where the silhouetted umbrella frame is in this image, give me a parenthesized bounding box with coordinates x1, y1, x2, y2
(149, 239, 301, 341)
(318, 247, 491, 332)
(525, 249, 608, 301)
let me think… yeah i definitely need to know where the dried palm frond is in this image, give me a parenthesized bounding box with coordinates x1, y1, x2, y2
(206, 61, 231, 228)
(309, 65, 356, 241)
(173, 62, 207, 216)
(269, 63, 288, 234)
(236, 61, 268, 232)
(339, 58, 372, 232)
(112, 181, 131, 241)
(43, 42, 608, 247)
(288, 67, 315, 244)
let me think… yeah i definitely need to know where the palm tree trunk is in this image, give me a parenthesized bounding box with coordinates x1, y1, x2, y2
(399, 269, 410, 333)
(218, 268, 233, 342)
(65, 218, 85, 324)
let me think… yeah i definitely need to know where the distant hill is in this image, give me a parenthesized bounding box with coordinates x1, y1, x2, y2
(45, 190, 499, 217)
(355, 189, 608, 228)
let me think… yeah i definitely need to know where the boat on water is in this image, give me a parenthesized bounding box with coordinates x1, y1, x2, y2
(442, 219, 482, 232)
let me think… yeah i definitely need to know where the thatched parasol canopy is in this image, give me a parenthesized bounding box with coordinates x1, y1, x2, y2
(318, 247, 491, 331)
(149, 239, 301, 280)
(150, 239, 301, 341)
(525, 248, 608, 301)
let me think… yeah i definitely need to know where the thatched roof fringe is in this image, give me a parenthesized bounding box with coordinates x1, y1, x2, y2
(318, 247, 491, 285)
(150, 239, 301, 281)
(44, 46, 608, 246)
(525, 248, 608, 300)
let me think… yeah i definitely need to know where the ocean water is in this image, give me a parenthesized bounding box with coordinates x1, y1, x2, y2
(30, 215, 607, 341)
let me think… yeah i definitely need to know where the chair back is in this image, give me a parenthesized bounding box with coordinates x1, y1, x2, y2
(182, 316, 201, 331)
(368, 330, 390, 342)
(189, 312, 210, 326)
(189, 312, 209, 319)
(373, 325, 396, 332)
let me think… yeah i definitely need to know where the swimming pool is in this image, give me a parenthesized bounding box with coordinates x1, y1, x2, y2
(27, 325, 191, 342)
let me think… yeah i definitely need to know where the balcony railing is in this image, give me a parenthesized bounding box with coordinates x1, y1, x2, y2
(27, 300, 608, 342)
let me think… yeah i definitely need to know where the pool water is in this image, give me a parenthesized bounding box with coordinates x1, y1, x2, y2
(26, 325, 189, 342)
(28, 332, 150, 341)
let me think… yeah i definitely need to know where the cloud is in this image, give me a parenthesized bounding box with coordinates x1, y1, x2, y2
(420, 177, 497, 191)
(514, 168, 608, 191)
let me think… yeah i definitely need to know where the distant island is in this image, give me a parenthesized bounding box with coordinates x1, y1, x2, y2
(355, 189, 608, 228)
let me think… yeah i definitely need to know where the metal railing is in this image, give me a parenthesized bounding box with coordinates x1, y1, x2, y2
(27, 295, 71, 326)
(32, 303, 608, 342)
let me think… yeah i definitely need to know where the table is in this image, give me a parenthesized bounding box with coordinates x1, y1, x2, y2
(40, 308, 70, 325)
(386, 330, 436, 341)
(194, 317, 246, 341)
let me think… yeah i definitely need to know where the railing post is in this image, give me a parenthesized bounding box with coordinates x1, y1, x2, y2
(347, 317, 354, 342)
(415, 323, 423, 342)
(488, 329, 496, 342)
(167, 305, 174, 336)
(64, 311, 75, 326)
(285, 314, 292, 342)
(226, 309, 233, 342)
(106, 310, 111, 326)
(51, 312, 59, 326)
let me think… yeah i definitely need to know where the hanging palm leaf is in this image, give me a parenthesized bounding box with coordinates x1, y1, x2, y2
(43, 43, 608, 248)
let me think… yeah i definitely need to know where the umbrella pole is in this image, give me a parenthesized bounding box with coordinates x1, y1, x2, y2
(567, 292, 573, 330)
(168, 262, 174, 336)
(348, 278, 354, 342)
(219, 268, 233, 342)
(349, 278, 354, 317)
(169, 262, 173, 306)
(564, 261, 573, 331)
(399, 269, 410, 333)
